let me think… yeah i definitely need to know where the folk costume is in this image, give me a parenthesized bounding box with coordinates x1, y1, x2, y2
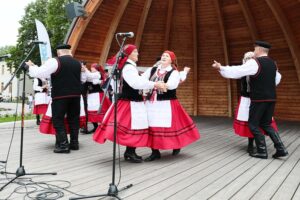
(142, 51, 200, 161)
(219, 41, 288, 159)
(86, 63, 111, 132)
(233, 52, 278, 153)
(28, 44, 82, 153)
(93, 44, 156, 163)
(32, 78, 49, 125)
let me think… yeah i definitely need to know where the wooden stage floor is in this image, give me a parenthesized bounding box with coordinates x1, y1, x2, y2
(0, 117, 299, 200)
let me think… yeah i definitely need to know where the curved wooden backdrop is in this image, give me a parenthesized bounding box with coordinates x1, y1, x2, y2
(66, 0, 300, 121)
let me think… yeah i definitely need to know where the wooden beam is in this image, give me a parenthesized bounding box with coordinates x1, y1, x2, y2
(99, 0, 129, 65)
(266, 0, 300, 84)
(68, 0, 104, 54)
(191, 0, 198, 116)
(135, 0, 153, 49)
(237, 0, 259, 41)
(164, 0, 174, 50)
(213, 0, 232, 117)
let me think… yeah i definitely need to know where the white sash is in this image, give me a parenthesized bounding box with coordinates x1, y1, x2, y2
(87, 93, 100, 111)
(34, 92, 48, 105)
(146, 100, 171, 127)
(130, 101, 149, 130)
(237, 96, 251, 121)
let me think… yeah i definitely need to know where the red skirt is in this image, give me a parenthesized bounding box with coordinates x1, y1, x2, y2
(33, 104, 48, 115)
(88, 93, 111, 123)
(93, 100, 149, 147)
(39, 100, 86, 135)
(233, 97, 278, 138)
(39, 115, 86, 135)
(147, 99, 200, 149)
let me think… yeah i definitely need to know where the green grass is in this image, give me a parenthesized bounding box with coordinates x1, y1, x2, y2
(0, 114, 35, 123)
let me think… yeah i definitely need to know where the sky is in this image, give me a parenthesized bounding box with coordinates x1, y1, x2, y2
(0, 0, 36, 47)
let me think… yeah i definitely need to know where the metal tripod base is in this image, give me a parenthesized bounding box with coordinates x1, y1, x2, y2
(69, 183, 133, 200)
(0, 166, 57, 191)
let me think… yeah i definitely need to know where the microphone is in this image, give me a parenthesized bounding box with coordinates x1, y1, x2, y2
(31, 40, 47, 45)
(0, 54, 11, 59)
(116, 32, 134, 38)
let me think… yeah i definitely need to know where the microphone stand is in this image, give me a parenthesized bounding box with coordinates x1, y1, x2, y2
(70, 36, 132, 200)
(0, 43, 57, 191)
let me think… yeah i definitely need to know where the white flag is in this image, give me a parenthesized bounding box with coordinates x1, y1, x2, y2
(35, 19, 52, 64)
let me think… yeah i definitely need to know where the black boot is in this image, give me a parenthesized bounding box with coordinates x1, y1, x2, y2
(144, 149, 161, 162)
(87, 123, 98, 134)
(268, 132, 288, 158)
(80, 127, 88, 134)
(36, 115, 40, 125)
(70, 128, 79, 150)
(172, 149, 181, 156)
(124, 147, 143, 163)
(70, 140, 79, 150)
(54, 141, 70, 153)
(247, 138, 254, 153)
(54, 132, 70, 153)
(249, 135, 268, 159)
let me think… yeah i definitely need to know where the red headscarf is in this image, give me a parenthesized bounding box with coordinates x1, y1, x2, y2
(106, 44, 137, 70)
(91, 63, 107, 81)
(164, 50, 178, 69)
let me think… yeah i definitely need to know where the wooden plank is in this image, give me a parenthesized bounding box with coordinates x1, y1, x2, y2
(135, 0, 153, 49)
(191, 0, 198, 116)
(166, 130, 294, 200)
(163, 0, 174, 50)
(68, 0, 104, 53)
(206, 134, 300, 200)
(213, 0, 232, 117)
(0, 118, 299, 199)
(252, 141, 300, 200)
(98, 0, 130, 65)
(265, 0, 300, 84)
(237, 0, 259, 41)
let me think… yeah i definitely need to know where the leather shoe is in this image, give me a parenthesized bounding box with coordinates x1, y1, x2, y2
(54, 142, 70, 153)
(249, 152, 268, 159)
(247, 146, 254, 154)
(273, 150, 288, 158)
(70, 142, 79, 150)
(124, 152, 143, 163)
(80, 128, 88, 134)
(54, 146, 70, 153)
(144, 152, 161, 162)
(172, 149, 181, 156)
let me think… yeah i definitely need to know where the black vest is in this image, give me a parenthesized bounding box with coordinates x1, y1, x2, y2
(34, 78, 45, 93)
(118, 62, 143, 102)
(240, 77, 250, 97)
(250, 56, 277, 101)
(147, 67, 177, 100)
(51, 55, 81, 99)
(87, 82, 103, 94)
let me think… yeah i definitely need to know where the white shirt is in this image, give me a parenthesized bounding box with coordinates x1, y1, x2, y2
(28, 57, 96, 82)
(219, 58, 281, 86)
(142, 64, 180, 90)
(122, 59, 155, 90)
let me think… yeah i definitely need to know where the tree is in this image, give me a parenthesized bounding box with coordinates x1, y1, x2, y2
(6, 0, 48, 74)
(46, 0, 82, 53)
(0, 46, 13, 55)
(6, 0, 82, 73)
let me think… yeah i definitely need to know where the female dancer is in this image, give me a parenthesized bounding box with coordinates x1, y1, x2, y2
(142, 50, 200, 161)
(93, 44, 165, 163)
